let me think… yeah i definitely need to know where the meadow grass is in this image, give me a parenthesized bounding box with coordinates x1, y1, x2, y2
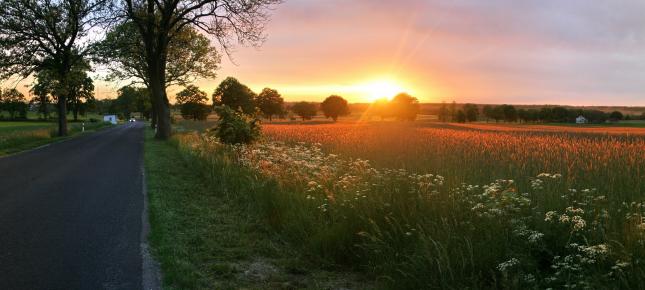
(144, 130, 372, 290)
(0, 121, 112, 156)
(172, 120, 645, 289)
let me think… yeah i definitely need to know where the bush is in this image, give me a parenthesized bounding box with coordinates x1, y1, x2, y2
(211, 105, 260, 144)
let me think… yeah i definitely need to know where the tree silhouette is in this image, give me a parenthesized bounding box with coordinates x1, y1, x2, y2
(119, 0, 281, 139)
(390, 93, 419, 121)
(320, 95, 350, 122)
(100, 22, 220, 129)
(212, 77, 256, 115)
(291, 102, 317, 121)
(256, 88, 284, 121)
(0, 0, 108, 135)
(177, 85, 210, 121)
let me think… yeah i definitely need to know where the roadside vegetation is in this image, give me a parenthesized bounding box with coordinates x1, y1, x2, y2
(0, 121, 111, 156)
(166, 114, 645, 289)
(144, 130, 370, 289)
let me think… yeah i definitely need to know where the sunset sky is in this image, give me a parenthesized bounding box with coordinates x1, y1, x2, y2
(102, 1, 645, 105)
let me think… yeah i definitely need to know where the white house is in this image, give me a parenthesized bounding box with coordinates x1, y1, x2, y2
(103, 115, 118, 125)
(575, 115, 588, 124)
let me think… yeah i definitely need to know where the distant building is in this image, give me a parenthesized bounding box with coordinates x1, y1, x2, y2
(576, 115, 588, 124)
(103, 115, 118, 125)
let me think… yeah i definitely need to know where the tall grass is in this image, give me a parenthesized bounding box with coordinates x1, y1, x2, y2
(263, 123, 645, 199)
(174, 127, 645, 289)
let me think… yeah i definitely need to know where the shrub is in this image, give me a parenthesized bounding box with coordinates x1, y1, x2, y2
(211, 105, 260, 144)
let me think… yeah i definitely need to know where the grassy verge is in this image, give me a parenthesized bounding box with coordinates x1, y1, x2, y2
(143, 130, 369, 290)
(0, 121, 112, 156)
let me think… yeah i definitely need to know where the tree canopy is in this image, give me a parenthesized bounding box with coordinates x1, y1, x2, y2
(0, 0, 107, 135)
(101, 22, 220, 88)
(291, 102, 317, 121)
(390, 93, 419, 121)
(256, 88, 284, 120)
(212, 77, 256, 114)
(119, 0, 281, 139)
(320, 95, 350, 122)
(176, 85, 208, 105)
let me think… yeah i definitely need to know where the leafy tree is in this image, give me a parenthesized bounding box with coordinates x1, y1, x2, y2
(66, 68, 95, 121)
(31, 72, 56, 120)
(550, 106, 569, 123)
(176, 85, 208, 105)
(500, 104, 518, 122)
(390, 93, 419, 121)
(0, 0, 107, 135)
(180, 102, 211, 121)
(482, 105, 494, 122)
(115, 86, 145, 119)
(211, 105, 261, 144)
(455, 110, 466, 123)
(291, 102, 317, 121)
(1, 88, 27, 119)
(176, 85, 210, 121)
(438, 102, 449, 122)
(609, 111, 624, 121)
(100, 22, 220, 129)
(320, 95, 350, 122)
(120, 0, 281, 139)
(212, 77, 257, 114)
(449, 101, 457, 122)
(462, 103, 479, 122)
(134, 89, 152, 119)
(369, 98, 390, 120)
(256, 88, 284, 121)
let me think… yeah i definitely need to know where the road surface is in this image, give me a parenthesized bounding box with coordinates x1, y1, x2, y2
(0, 122, 150, 289)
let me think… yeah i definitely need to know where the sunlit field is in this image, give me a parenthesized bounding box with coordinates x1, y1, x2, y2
(174, 119, 645, 289)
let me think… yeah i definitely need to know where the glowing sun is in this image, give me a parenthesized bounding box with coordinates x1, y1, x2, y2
(360, 79, 406, 102)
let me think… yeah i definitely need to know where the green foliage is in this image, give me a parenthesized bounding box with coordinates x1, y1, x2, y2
(455, 109, 466, 122)
(180, 103, 211, 121)
(290, 101, 317, 120)
(609, 111, 624, 121)
(256, 87, 284, 120)
(0, 88, 27, 119)
(212, 77, 257, 115)
(176, 85, 208, 105)
(320, 95, 350, 122)
(115, 86, 149, 119)
(463, 103, 479, 122)
(211, 106, 260, 144)
(100, 22, 221, 87)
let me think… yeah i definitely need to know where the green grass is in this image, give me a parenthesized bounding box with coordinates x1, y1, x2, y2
(143, 130, 369, 290)
(0, 121, 112, 156)
(171, 123, 645, 289)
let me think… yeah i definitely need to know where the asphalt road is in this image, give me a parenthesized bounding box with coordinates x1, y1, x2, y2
(0, 122, 147, 290)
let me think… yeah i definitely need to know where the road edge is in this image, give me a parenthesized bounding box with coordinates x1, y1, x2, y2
(141, 164, 163, 290)
(0, 123, 118, 159)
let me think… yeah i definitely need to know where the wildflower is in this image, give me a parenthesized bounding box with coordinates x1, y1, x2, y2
(545, 211, 558, 222)
(497, 258, 520, 272)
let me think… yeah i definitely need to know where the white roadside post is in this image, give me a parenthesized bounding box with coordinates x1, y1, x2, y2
(82, 122, 85, 132)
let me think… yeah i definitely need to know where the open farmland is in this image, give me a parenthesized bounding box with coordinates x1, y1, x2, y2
(171, 120, 645, 289)
(263, 122, 645, 196)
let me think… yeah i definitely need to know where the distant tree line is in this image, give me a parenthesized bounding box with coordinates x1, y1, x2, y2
(437, 102, 640, 123)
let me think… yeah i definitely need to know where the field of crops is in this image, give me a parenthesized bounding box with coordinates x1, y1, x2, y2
(176, 121, 645, 289)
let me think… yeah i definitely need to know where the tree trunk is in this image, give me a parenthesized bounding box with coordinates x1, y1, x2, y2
(149, 68, 170, 139)
(150, 98, 157, 129)
(57, 96, 68, 136)
(73, 101, 79, 121)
